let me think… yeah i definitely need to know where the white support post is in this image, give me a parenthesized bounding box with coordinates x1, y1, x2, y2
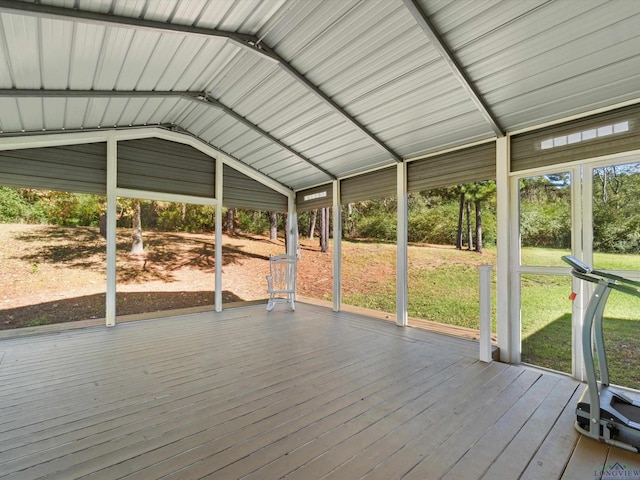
(105, 134, 117, 327)
(573, 164, 587, 380)
(332, 180, 342, 312)
(479, 265, 493, 362)
(396, 162, 408, 327)
(215, 158, 223, 312)
(287, 195, 297, 299)
(287, 195, 297, 258)
(496, 136, 514, 362)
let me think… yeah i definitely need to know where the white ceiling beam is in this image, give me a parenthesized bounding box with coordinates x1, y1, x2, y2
(0, 126, 294, 198)
(199, 95, 337, 180)
(402, 0, 504, 137)
(0, 89, 335, 182)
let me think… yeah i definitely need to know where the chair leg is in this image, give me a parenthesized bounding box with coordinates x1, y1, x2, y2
(266, 297, 275, 311)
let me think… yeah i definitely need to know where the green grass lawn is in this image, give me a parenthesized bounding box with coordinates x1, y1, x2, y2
(342, 242, 496, 330)
(340, 241, 640, 388)
(520, 260, 640, 388)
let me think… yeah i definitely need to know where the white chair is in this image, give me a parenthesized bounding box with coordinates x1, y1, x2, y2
(266, 254, 296, 311)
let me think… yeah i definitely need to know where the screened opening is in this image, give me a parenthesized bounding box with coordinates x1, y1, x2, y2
(407, 183, 496, 335)
(406, 143, 497, 335)
(340, 168, 397, 316)
(520, 273, 572, 373)
(223, 207, 287, 305)
(590, 159, 640, 390)
(294, 207, 334, 303)
(519, 173, 572, 267)
(518, 172, 572, 372)
(115, 197, 218, 318)
(0, 188, 107, 330)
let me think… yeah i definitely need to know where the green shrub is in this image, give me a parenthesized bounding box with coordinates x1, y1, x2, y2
(356, 212, 396, 241)
(156, 203, 215, 232)
(520, 201, 570, 249)
(408, 203, 458, 244)
(237, 210, 270, 235)
(0, 187, 47, 223)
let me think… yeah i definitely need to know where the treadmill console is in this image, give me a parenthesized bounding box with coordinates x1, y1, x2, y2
(561, 255, 592, 274)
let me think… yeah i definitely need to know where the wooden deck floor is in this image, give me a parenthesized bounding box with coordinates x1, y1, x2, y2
(0, 302, 638, 479)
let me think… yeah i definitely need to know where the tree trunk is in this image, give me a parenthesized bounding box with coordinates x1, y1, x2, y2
(98, 197, 107, 238)
(325, 207, 330, 244)
(308, 209, 317, 239)
(269, 211, 278, 241)
(284, 213, 288, 252)
(320, 207, 328, 253)
(466, 199, 473, 251)
(130, 199, 144, 255)
(225, 208, 235, 233)
(347, 203, 356, 237)
(456, 190, 464, 250)
(99, 214, 107, 238)
(475, 199, 483, 253)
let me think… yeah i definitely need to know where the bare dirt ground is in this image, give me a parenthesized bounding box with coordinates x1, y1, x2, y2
(0, 224, 337, 330)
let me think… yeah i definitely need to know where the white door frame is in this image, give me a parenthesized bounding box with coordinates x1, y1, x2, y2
(510, 150, 640, 379)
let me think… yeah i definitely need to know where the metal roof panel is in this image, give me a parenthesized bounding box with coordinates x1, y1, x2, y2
(2, 0, 640, 192)
(426, 0, 640, 131)
(2, 13, 41, 88)
(40, 17, 73, 89)
(42, 97, 66, 130)
(111, 0, 146, 18)
(17, 97, 46, 131)
(194, 0, 286, 33)
(68, 22, 107, 89)
(63, 97, 89, 129)
(0, 98, 23, 131)
(0, 16, 15, 88)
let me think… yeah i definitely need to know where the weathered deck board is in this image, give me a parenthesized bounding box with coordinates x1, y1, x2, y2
(562, 430, 640, 480)
(0, 302, 620, 480)
(520, 384, 584, 480)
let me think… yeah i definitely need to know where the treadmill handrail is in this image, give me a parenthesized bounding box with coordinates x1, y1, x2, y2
(562, 255, 640, 294)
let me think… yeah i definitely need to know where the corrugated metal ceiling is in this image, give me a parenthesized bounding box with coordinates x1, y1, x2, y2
(0, 0, 639, 192)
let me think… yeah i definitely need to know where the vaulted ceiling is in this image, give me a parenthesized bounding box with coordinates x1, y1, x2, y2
(0, 0, 639, 192)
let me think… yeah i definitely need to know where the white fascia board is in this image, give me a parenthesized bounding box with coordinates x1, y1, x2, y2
(508, 97, 640, 137)
(115, 187, 217, 206)
(0, 130, 109, 150)
(337, 162, 398, 182)
(508, 148, 640, 179)
(404, 137, 497, 164)
(115, 128, 294, 199)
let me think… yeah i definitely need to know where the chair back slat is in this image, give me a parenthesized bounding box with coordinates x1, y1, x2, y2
(266, 254, 296, 311)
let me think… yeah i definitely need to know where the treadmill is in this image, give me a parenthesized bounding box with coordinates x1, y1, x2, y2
(562, 255, 640, 452)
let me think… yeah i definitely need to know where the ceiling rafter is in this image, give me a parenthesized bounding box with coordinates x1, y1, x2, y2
(0, 89, 336, 180)
(0, 0, 402, 162)
(402, 0, 505, 137)
(198, 95, 336, 180)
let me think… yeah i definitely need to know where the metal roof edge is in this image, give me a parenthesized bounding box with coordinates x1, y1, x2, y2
(508, 97, 640, 137)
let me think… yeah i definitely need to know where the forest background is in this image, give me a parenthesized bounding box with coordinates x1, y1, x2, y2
(1, 165, 639, 254)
